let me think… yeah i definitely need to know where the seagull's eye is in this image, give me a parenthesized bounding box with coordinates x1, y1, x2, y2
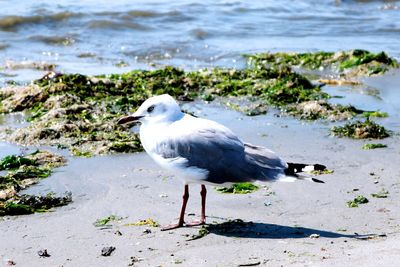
(147, 105, 155, 113)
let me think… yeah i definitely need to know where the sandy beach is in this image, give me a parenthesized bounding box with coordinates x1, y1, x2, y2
(1, 102, 399, 266)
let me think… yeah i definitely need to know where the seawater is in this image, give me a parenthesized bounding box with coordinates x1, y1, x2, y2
(0, 0, 399, 82)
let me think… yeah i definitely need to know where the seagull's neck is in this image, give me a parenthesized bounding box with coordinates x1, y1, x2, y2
(139, 113, 186, 153)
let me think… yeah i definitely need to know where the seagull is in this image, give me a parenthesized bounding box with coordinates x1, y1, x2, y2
(118, 94, 325, 231)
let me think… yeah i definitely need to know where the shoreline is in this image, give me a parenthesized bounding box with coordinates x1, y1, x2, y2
(1, 102, 400, 266)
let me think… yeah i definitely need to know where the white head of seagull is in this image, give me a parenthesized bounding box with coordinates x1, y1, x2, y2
(118, 94, 184, 125)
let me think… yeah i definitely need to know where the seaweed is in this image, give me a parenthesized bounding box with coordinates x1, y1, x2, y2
(361, 111, 388, 118)
(331, 119, 389, 139)
(94, 215, 122, 227)
(0, 155, 37, 170)
(347, 195, 369, 208)
(0, 151, 68, 216)
(246, 50, 399, 76)
(362, 143, 387, 150)
(124, 218, 160, 227)
(0, 192, 72, 216)
(215, 182, 259, 194)
(371, 188, 389, 198)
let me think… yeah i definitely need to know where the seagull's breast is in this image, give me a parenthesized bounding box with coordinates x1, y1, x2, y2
(139, 117, 210, 184)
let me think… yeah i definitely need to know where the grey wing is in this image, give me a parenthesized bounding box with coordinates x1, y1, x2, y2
(155, 128, 255, 184)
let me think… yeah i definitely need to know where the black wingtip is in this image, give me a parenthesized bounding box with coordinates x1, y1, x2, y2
(312, 178, 325, 183)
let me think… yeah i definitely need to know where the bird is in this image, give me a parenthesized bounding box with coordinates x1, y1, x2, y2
(118, 94, 325, 231)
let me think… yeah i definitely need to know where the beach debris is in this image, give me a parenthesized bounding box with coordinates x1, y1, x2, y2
(125, 218, 159, 227)
(37, 249, 51, 257)
(128, 256, 144, 266)
(371, 188, 389, 198)
(93, 215, 122, 227)
(307, 169, 334, 175)
(101, 246, 116, 257)
(215, 182, 259, 194)
(347, 195, 369, 208)
(114, 230, 122, 236)
(362, 143, 387, 150)
(238, 261, 261, 267)
(263, 201, 272, 207)
(5, 259, 16, 266)
(142, 228, 152, 234)
(331, 119, 389, 139)
(309, 233, 320, 239)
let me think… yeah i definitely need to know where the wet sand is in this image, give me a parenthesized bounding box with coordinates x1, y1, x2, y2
(1, 102, 399, 266)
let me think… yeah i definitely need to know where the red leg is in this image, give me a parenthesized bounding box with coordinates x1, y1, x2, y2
(186, 184, 207, 226)
(161, 184, 189, 231)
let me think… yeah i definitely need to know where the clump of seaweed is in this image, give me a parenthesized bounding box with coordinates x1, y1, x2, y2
(0, 150, 69, 216)
(1, 192, 72, 216)
(124, 218, 159, 227)
(331, 119, 390, 139)
(371, 188, 389, 198)
(94, 215, 122, 227)
(347, 195, 369, 208)
(215, 182, 259, 194)
(286, 100, 363, 121)
(362, 143, 387, 150)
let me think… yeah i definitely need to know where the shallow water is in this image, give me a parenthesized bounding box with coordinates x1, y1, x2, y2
(0, 0, 400, 84)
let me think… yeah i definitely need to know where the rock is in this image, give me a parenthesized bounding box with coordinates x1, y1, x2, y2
(38, 249, 51, 257)
(101, 246, 116, 257)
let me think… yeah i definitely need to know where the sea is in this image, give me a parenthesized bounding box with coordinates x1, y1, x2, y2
(0, 0, 399, 83)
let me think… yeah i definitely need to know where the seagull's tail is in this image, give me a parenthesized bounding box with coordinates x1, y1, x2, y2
(281, 162, 326, 183)
(243, 143, 326, 184)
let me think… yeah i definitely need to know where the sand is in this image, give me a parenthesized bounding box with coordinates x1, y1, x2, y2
(1, 102, 400, 267)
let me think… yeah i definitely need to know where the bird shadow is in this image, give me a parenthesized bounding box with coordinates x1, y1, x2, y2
(189, 219, 377, 240)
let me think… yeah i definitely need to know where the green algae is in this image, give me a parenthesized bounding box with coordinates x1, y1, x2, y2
(94, 215, 122, 227)
(362, 143, 387, 150)
(0, 151, 68, 216)
(215, 182, 259, 194)
(0, 155, 37, 170)
(361, 111, 388, 118)
(331, 119, 390, 139)
(124, 218, 160, 227)
(371, 188, 389, 198)
(247, 49, 399, 76)
(347, 195, 369, 208)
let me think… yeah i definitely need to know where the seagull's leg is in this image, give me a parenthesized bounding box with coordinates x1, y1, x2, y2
(161, 184, 189, 231)
(186, 184, 207, 226)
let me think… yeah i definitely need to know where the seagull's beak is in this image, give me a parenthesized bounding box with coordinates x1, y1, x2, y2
(117, 115, 144, 125)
